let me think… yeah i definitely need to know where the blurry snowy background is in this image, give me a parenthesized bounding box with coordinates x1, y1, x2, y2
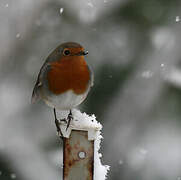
(1, 0, 181, 179)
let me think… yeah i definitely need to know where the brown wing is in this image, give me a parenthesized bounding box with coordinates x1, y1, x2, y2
(31, 63, 50, 103)
(31, 78, 42, 104)
(87, 64, 94, 87)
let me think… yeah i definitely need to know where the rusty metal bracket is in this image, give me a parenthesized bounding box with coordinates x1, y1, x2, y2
(59, 110, 102, 180)
(63, 130, 94, 180)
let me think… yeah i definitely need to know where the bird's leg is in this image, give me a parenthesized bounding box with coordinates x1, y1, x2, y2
(66, 110, 73, 131)
(53, 108, 64, 138)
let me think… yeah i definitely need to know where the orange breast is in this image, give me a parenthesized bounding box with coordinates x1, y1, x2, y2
(47, 56, 90, 95)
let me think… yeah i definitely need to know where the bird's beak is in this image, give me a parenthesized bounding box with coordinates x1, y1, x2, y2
(79, 50, 88, 56)
(83, 50, 88, 56)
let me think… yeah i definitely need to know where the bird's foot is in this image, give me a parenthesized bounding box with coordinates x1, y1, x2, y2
(66, 111, 73, 131)
(59, 118, 67, 123)
(55, 118, 64, 139)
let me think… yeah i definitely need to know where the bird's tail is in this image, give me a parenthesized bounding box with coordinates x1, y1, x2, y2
(31, 86, 40, 104)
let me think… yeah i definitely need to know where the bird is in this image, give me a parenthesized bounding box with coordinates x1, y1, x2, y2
(31, 42, 93, 137)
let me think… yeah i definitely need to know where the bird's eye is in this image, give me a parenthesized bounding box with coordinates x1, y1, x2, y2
(63, 49, 70, 56)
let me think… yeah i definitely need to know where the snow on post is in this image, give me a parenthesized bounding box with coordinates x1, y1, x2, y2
(59, 109, 109, 180)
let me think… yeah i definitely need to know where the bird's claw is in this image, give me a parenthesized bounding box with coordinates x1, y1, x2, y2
(66, 112, 73, 131)
(59, 118, 67, 123)
(55, 118, 64, 139)
(56, 130, 63, 138)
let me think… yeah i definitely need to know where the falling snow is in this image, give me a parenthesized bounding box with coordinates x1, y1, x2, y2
(176, 16, 180, 22)
(5, 4, 9, 8)
(60, 8, 64, 14)
(118, 160, 124, 165)
(160, 63, 164, 67)
(139, 148, 148, 155)
(87, 2, 94, 8)
(16, 33, 20, 38)
(141, 71, 153, 79)
(10, 173, 16, 179)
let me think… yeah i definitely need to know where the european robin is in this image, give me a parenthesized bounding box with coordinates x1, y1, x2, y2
(31, 42, 93, 136)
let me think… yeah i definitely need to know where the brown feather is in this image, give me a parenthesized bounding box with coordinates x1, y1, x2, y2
(47, 55, 90, 95)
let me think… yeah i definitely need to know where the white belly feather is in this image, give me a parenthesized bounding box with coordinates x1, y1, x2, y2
(43, 90, 88, 110)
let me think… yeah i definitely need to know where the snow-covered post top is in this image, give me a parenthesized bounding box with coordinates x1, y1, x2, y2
(59, 109, 109, 180)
